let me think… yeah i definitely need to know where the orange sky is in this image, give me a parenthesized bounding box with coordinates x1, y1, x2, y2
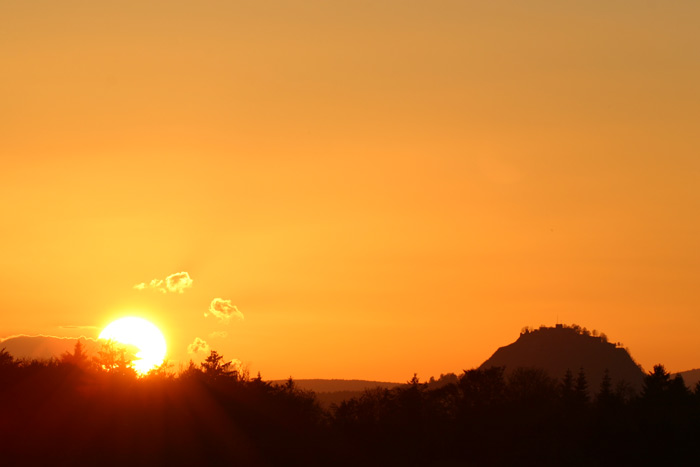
(1, 1, 699, 381)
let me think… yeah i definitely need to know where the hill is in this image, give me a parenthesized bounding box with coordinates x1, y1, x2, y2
(270, 379, 400, 393)
(270, 379, 401, 407)
(480, 324, 645, 391)
(0, 335, 99, 360)
(675, 368, 700, 389)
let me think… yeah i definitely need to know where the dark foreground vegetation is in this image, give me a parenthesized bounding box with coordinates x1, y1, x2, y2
(2, 343, 700, 466)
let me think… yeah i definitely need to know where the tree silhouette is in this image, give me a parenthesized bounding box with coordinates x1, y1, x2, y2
(201, 350, 235, 380)
(148, 358, 175, 379)
(459, 366, 506, 410)
(668, 374, 690, 401)
(641, 364, 671, 401)
(575, 367, 589, 406)
(507, 367, 556, 405)
(599, 368, 612, 397)
(595, 368, 616, 410)
(0, 348, 13, 367)
(94, 340, 137, 377)
(4, 343, 700, 467)
(60, 340, 90, 370)
(560, 368, 575, 406)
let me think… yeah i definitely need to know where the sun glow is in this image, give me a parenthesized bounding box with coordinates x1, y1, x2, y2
(98, 317, 167, 375)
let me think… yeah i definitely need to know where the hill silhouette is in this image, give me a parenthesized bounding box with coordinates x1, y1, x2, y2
(675, 368, 700, 389)
(269, 379, 400, 393)
(3, 339, 700, 465)
(0, 335, 99, 360)
(270, 379, 402, 408)
(480, 324, 645, 391)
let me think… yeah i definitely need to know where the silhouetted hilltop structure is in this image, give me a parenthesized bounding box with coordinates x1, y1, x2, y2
(480, 324, 645, 391)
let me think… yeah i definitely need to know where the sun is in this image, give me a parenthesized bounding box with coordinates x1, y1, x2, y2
(99, 317, 167, 375)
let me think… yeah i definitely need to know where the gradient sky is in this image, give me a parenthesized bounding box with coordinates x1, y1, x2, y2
(2, 1, 699, 381)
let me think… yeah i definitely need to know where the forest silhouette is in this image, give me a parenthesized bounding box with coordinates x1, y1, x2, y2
(2, 329, 700, 466)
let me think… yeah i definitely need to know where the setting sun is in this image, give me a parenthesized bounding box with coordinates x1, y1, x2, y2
(99, 317, 167, 375)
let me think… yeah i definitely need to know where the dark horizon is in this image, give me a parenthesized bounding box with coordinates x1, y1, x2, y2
(2, 338, 699, 466)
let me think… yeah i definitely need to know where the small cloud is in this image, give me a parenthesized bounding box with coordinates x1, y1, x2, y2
(166, 272, 193, 293)
(133, 278, 165, 293)
(209, 331, 228, 339)
(134, 272, 192, 294)
(187, 337, 210, 355)
(59, 325, 99, 331)
(205, 298, 244, 322)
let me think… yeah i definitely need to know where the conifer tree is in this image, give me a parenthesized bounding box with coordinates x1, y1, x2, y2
(575, 367, 589, 405)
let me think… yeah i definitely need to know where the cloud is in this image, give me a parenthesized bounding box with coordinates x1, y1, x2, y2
(134, 272, 192, 294)
(187, 337, 210, 355)
(59, 325, 99, 330)
(133, 279, 165, 293)
(209, 331, 228, 339)
(205, 298, 244, 322)
(165, 272, 193, 293)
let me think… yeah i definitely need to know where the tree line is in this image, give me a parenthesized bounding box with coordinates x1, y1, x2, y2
(1, 343, 699, 466)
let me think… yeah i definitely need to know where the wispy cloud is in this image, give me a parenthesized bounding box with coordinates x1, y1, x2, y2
(134, 272, 193, 294)
(209, 331, 228, 338)
(134, 279, 165, 293)
(205, 298, 244, 322)
(59, 325, 99, 330)
(187, 337, 210, 355)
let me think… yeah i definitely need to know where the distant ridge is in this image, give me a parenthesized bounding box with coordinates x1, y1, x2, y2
(0, 335, 99, 360)
(270, 379, 400, 393)
(480, 324, 645, 391)
(675, 368, 700, 389)
(270, 379, 402, 408)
